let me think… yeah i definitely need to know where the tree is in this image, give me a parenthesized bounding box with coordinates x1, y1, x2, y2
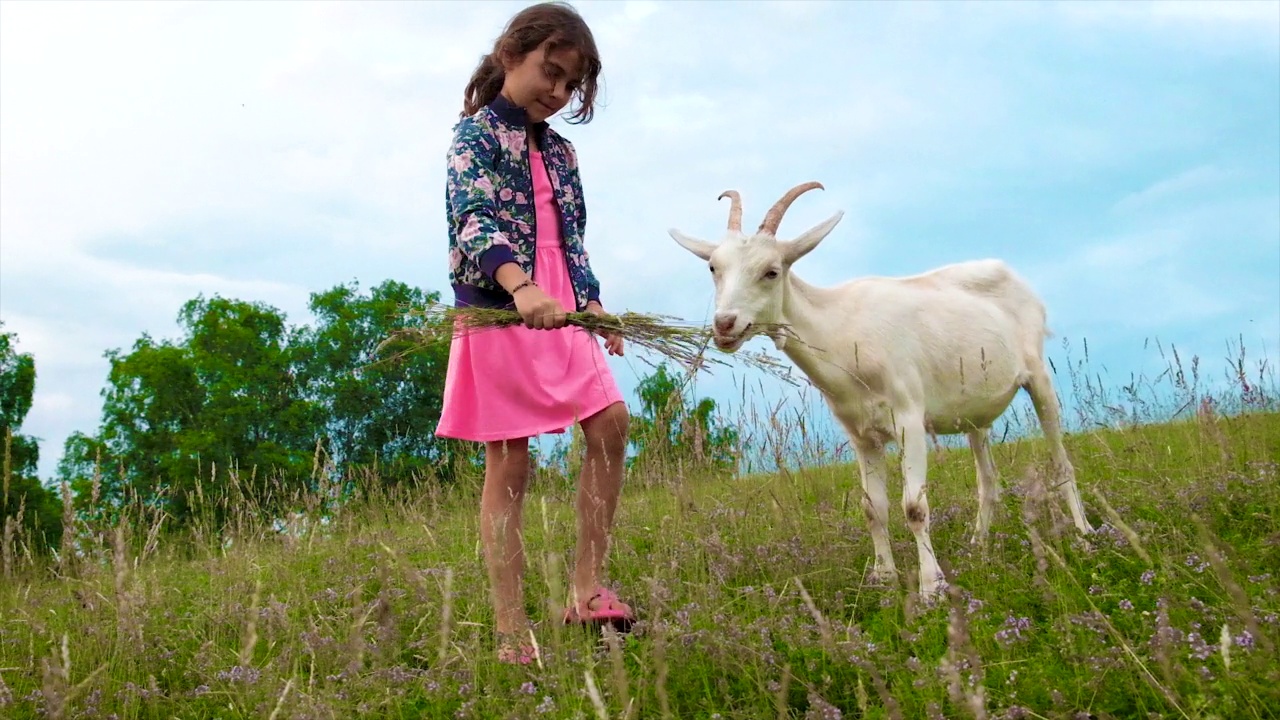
(292, 280, 480, 487)
(80, 296, 323, 526)
(0, 322, 62, 553)
(627, 362, 739, 477)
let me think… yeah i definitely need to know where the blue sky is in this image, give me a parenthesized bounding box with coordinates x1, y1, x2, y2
(2, 0, 1277, 480)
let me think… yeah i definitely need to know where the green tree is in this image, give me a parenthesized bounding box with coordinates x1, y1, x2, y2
(176, 295, 319, 486)
(0, 322, 62, 553)
(78, 296, 322, 526)
(627, 363, 739, 476)
(56, 430, 120, 528)
(293, 280, 480, 487)
(97, 334, 205, 509)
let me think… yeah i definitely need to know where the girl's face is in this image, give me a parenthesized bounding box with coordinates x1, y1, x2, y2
(501, 40, 583, 124)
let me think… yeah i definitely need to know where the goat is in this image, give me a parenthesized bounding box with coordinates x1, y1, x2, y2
(668, 182, 1094, 597)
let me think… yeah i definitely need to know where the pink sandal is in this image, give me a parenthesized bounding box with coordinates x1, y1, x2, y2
(563, 587, 636, 632)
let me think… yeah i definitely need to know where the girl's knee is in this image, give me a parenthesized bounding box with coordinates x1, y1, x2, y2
(586, 402, 629, 452)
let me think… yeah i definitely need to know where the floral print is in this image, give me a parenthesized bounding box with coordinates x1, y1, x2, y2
(445, 95, 602, 311)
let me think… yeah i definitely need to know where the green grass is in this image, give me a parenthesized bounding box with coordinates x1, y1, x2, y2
(3, 375, 1280, 718)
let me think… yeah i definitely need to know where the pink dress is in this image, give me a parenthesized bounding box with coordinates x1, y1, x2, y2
(434, 147, 624, 443)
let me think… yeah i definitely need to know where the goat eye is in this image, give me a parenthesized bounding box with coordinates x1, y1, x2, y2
(708, 264, 716, 274)
(764, 269, 779, 280)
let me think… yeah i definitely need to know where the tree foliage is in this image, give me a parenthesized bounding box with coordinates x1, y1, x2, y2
(0, 322, 62, 552)
(292, 280, 480, 487)
(56, 281, 483, 528)
(627, 362, 739, 476)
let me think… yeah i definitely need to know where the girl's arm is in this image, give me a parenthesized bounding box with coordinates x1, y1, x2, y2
(447, 121, 524, 287)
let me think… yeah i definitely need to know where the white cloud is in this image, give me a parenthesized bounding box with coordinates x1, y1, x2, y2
(1112, 165, 1238, 215)
(1058, 0, 1280, 27)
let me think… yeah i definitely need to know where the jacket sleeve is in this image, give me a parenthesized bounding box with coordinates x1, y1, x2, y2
(563, 140, 603, 305)
(447, 120, 517, 280)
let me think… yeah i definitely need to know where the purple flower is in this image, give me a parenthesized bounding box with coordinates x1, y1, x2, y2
(1141, 569, 1156, 585)
(1234, 630, 1255, 649)
(1186, 632, 1213, 661)
(520, 681, 536, 695)
(215, 665, 260, 686)
(1119, 599, 1134, 611)
(996, 615, 1032, 646)
(804, 692, 843, 719)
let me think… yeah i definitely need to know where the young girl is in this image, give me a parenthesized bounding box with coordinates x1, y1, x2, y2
(436, 1, 636, 664)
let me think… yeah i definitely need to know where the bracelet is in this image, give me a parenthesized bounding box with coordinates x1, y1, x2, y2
(509, 279, 536, 295)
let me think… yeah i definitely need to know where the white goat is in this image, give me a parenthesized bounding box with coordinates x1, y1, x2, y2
(669, 182, 1094, 597)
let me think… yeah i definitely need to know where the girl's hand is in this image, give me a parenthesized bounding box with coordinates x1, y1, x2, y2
(513, 283, 567, 329)
(586, 301, 624, 356)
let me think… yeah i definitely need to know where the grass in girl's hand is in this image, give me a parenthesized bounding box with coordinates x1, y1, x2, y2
(377, 300, 804, 385)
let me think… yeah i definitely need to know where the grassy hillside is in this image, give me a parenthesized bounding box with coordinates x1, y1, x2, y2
(2, 405, 1278, 719)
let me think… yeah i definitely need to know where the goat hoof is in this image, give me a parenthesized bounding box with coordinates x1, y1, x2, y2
(918, 575, 948, 601)
(868, 568, 899, 586)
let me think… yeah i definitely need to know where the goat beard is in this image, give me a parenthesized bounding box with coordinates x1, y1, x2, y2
(768, 328, 788, 352)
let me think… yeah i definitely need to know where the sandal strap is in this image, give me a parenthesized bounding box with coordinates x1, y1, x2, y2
(584, 587, 633, 615)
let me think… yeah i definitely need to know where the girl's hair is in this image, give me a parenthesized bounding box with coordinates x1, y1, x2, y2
(461, 1, 602, 124)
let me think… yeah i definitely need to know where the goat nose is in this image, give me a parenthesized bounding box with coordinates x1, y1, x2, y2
(714, 313, 737, 333)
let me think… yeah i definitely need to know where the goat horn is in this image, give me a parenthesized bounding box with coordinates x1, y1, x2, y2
(758, 182, 824, 236)
(717, 190, 743, 232)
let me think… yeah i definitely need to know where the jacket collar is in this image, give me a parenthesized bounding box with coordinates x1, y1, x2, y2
(487, 93, 551, 134)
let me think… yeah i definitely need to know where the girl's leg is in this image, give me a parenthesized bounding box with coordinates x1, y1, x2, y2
(481, 437, 532, 635)
(573, 401, 631, 612)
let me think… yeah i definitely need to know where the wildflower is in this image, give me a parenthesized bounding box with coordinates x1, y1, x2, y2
(1118, 599, 1134, 611)
(1140, 569, 1156, 585)
(1186, 632, 1213, 661)
(536, 695, 555, 714)
(804, 692, 843, 720)
(995, 615, 1032, 646)
(215, 665, 261, 686)
(520, 681, 537, 695)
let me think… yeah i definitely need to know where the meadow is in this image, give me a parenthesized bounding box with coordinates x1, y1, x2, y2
(2, 337, 1278, 720)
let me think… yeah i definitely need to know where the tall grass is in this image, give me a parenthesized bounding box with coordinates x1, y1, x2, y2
(1, 336, 1278, 719)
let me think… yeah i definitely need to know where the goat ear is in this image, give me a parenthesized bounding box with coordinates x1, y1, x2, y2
(781, 211, 844, 265)
(668, 228, 716, 261)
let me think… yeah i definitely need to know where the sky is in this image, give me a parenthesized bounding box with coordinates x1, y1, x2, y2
(2, 0, 1278, 480)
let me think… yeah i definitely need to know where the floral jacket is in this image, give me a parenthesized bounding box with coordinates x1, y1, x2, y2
(445, 94, 602, 311)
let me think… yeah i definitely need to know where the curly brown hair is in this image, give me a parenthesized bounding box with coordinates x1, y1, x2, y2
(461, 2, 602, 124)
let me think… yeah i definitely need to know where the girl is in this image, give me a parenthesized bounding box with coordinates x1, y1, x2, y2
(436, 1, 636, 664)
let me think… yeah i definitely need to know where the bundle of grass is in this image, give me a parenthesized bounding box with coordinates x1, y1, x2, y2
(375, 301, 802, 385)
